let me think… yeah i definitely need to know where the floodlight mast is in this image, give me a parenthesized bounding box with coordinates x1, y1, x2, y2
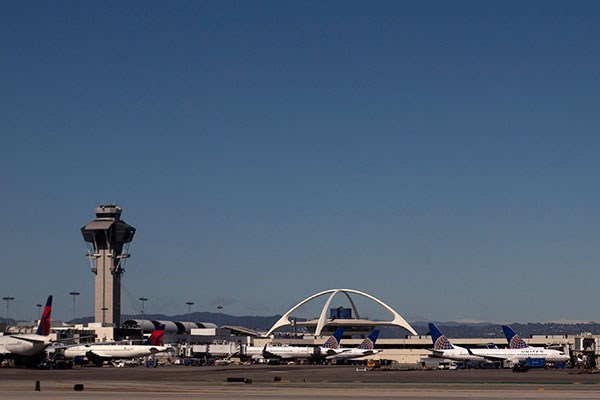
(69, 291, 80, 323)
(2, 296, 14, 325)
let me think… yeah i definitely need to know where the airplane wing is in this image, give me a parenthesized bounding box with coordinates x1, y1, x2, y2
(466, 348, 512, 363)
(428, 349, 446, 358)
(86, 350, 111, 359)
(262, 347, 283, 360)
(323, 348, 350, 357)
(83, 350, 107, 366)
(325, 349, 357, 360)
(9, 335, 47, 344)
(360, 350, 378, 357)
(477, 354, 514, 362)
(322, 349, 338, 357)
(149, 347, 166, 354)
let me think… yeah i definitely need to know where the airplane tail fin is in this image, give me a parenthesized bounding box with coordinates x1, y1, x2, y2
(357, 330, 380, 350)
(36, 295, 53, 336)
(321, 327, 345, 349)
(146, 325, 166, 345)
(428, 323, 454, 350)
(502, 325, 528, 349)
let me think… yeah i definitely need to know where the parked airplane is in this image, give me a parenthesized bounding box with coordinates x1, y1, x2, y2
(259, 344, 316, 361)
(427, 323, 487, 363)
(428, 323, 570, 364)
(470, 343, 570, 364)
(243, 329, 346, 362)
(493, 325, 570, 362)
(0, 295, 53, 362)
(63, 325, 169, 366)
(323, 330, 382, 361)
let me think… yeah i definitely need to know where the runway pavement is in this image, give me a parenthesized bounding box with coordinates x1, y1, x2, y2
(1, 365, 600, 399)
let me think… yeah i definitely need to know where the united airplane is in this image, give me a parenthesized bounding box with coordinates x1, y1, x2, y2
(481, 325, 571, 363)
(0, 295, 53, 361)
(243, 329, 346, 361)
(428, 323, 570, 364)
(323, 330, 381, 361)
(63, 325, 169, 366)
(258, 344, 316, 360)
(427, 323, 487, 363)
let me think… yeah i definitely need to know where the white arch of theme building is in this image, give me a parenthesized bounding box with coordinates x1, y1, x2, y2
(265, 288, 417, 337)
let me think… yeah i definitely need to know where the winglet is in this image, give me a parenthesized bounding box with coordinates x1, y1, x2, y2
(322, 327, 345, 349)
(36, 295, 53, 336)
(502, 325, 528, 349)
(428, 323, 454, 350)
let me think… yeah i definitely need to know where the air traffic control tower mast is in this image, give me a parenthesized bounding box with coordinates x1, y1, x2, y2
(81, 205, 136, 326)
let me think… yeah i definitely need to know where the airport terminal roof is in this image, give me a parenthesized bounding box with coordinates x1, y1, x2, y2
(122, 319, 217, 334)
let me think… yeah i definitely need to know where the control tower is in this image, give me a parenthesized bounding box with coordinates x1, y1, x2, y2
(81, 205, 136, 326)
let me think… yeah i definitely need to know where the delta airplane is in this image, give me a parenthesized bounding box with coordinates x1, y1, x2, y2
(428, 323, 570, 364)
(63, 325, 170, 366)
(323, 330, 381, 361)
(0, 295, 53, 361)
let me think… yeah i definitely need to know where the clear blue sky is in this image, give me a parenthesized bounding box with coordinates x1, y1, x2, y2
(1, 1, 599, 324)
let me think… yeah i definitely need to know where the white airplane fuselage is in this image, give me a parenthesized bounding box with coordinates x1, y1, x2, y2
(63, 344, 169, 360)
(322, 347, 380, 360)
(431, 345, 569, 364)
(470, 347, 569, 363)
(0, 334, 51, 357)
(245, 345, 314, 360)
(430, 345, 487, 363)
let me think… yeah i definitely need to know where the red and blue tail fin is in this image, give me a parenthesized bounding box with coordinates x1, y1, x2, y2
(322, 327, 344, 349)
(429, 323, 454, 350)
(146, 325, 165, 345)
(502, 325, 528, 349)
(36, 295, 52, 336)
(357, 330, 380, 350)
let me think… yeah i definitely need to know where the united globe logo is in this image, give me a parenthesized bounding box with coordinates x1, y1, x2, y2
(510, 335, 528, 349)
(434, 336, 453, 350)
(322, 336, 339, 349)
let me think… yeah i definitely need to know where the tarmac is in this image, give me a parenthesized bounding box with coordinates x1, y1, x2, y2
(2, 365, 600, 399)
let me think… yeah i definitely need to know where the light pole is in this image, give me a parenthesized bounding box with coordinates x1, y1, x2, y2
(217, 305, 223, 328)
(185, 301, 194, 357)
(217, 305, 223, 336)
(2, 296, 14, 325)
(139, 297, 148, 319)
(36, 303, 42, 320)
(69, 291, 80, 324)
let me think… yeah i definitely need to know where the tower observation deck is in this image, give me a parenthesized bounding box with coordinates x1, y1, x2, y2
(81, 205, 136, 326)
